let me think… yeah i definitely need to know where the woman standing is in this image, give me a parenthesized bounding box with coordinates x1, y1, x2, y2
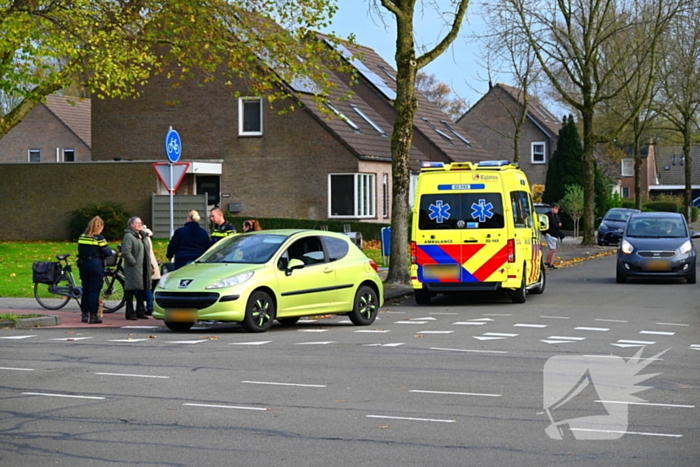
(77, 216, 114, 324)
(140, 223, 161, 316)
(166, 210, 211, 270)
(122, 217, 152, 320)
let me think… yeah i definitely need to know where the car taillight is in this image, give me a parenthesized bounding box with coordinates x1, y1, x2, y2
(410, 241, 417, 264)
(368, 259, 379, 273)
(507, 239, 515, 263)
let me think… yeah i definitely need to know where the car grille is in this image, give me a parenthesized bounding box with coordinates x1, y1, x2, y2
(155, 292, 220, 309)
(638, 251, 676, 258)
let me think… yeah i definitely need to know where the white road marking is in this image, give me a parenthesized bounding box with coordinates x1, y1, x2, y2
(410, 390, 501, 397)
(294, 341, 336, 345)
(569, 428, 681, 438)
(121, 326, 160, 329)
(483, 332, 518, 337)
(416, 331, 454, 334)
(430, 347, 508, 354)
(395, 321, 429, 324)
(230, 341, 271, 345)
(468, 318, 495, 322)
(297, 329, 328, 333)
(584, 354, 664, 361)
(108, 339, 150, 343)
(617, 339, 656, 345)
(514, 324, 548, 328)
(575, 327, 610, 332)
(337, 320, 353, 324)
(548, 336, 586, 340)
(165, 340, 206, 344)
(473, 336, 507, 341)
(354, 329, 390, 333)
(51, 337, 93, 341)
(656, 322, 689, 327)
(95, 372, 170, 379)
(414, 317, 437, 321)
(541, 340, 576, 344)
(0, 335, 37, 339)
(640, 330, 675, 336)
(690, 345, 700, 350)
(595, 400, 694, 408)
(595, 319, 627, 323)
(183, 403, 268, 411)
(242, 381, 326, 388)
(297, 319, 317, 323)
(0, 367, 34, 371)
(23, 392, 105, 400)
(366, 415, 455, 423)
(612, 343, 646, 348)
(540, 316, 569, 320)
(453, 322, 487, 325)
(363, 343, 405, 347)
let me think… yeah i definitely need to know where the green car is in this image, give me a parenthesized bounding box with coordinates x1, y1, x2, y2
(153, 230, 384, 332)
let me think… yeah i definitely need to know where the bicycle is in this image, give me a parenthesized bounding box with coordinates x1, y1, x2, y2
(33, 251, 126, 313)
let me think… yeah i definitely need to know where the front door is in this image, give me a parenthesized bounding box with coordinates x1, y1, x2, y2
(196, 176, 220, 209)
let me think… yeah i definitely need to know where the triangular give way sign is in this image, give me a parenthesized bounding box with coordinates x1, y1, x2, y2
(153, 162, 191, 193)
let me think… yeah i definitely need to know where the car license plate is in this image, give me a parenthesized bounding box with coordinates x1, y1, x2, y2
(423, 264, 461, 280)
(165, 309, 197, 322)
(645, 259, 671, 271)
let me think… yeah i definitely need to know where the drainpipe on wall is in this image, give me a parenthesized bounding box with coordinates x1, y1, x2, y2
(56, 147, 60, 162)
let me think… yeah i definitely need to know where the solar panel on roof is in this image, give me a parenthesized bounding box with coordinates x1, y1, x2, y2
(332, 42, 397, 101)
(378, 65, 397, 82)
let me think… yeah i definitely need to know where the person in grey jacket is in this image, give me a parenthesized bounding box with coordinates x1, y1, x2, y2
(122, 217, 151, 320)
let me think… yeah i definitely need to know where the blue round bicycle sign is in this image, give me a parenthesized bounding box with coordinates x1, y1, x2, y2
(165, 128, 182, 163)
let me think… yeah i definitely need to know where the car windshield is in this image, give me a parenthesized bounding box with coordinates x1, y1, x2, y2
(626, 218, 687, 238)
(605, 210, 634, 222)
(197, 234, 287, 264)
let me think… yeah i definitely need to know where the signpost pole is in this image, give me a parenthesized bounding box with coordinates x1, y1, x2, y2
(164, 126, 182, 239)
(169, 162, 174, 238)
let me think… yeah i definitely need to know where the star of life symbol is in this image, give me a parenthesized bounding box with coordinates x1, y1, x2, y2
(428, 201, 451, 223)
(471, 199, 494, 223)
(543, 348, 668, 440)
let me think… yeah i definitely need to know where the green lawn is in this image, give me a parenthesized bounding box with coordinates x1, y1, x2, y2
(0, 239, 386, 298)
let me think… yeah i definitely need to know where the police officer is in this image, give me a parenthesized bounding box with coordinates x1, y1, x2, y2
(77, 216, 114, 324)
(209, 207, 236, 244)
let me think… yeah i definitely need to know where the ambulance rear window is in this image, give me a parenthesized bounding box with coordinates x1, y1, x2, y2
(418, 193, 504, 230)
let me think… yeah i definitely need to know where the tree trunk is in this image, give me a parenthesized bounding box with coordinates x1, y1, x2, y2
(683, 130, 692, 221)
(581, 108, 596, 245)
(633, 117, 643, 210)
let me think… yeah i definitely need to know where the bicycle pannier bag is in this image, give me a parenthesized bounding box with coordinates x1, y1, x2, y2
(32, 261, 61, 284)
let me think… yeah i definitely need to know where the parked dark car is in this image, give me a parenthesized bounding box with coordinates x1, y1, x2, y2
(597, 208, 640, 246)
(534, 203, 551, 217)
(616, 212, 700, 284)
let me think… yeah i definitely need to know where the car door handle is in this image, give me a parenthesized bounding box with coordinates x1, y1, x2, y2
(323, 267, 333, 274)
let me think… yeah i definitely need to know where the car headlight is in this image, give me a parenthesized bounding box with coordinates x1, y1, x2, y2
(157, 272, 170, 289)
(599, 222, 609, 230)
(206, 271, 254, 289)
(679, 240, 692, 255)
(621, 240, 634, 254)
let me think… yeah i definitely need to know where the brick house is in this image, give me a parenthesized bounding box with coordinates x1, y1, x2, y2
(0, 94, 91, 162)
(455, 83, 562, 185)
(615, 145, 658, 200)
(92, 39, 488, 222)
(650, 146, 700, 203)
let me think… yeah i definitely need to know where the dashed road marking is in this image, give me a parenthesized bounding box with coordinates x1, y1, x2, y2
(354, 329, 390, 333)
(184, 403, 268, 411)
(416, 331, 454, 334)
(0, 367, 34, 371)
(596, 400, 694, 408)
(108, 339, 150, 343)
(242, 381, 326, 388)
(514, 323, 548, 328)
(595, 319, 627, 323)
(575, 327, 610, 332)
(656, 322, 689, 327)
(230, 341, 271, 345)
(23, 392, 105, 400)
(640, 330, 675, 336)
(483, 314, 512, 317)
(297, 329, 329, 333)
(430, 347, 508, 354)
(295, 341, 336, 345)
(0, 335, 37, 339)
(569, 428, 681, 438)
(454, 321, 487, 325)
(616, 339, 656, 345)
(541, 340, 577, 344)
(540, 316, 569, 320)
(164, 340, 206, 344)
(95, 372, 170, 379)
(366, 415, 455, 423)
(362, 342, 405, 347)
(483, 332, 518, 337)
(473, 336, 507, 341)
(51, 337, 93, 341)
(548, 336, 586, 341)
(395, 321, 429, 324)
(410, 390, 501, 397)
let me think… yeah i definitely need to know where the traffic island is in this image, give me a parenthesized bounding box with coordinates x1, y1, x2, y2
(0, 314, 61, 329)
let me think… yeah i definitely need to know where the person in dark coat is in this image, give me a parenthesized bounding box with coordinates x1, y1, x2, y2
(77, 216, 114, 324)
(167, 210, 211, 270)
(122, 216, 151, 320)
(209, 207, 236, 244)
(544, 203, 562, 269)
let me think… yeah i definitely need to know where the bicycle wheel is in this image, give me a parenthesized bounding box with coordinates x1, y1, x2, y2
(101, 273, 125, 313)
(34, 281, 71, 310)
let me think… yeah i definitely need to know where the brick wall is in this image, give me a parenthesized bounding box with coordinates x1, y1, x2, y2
(0, 161, 158, 240)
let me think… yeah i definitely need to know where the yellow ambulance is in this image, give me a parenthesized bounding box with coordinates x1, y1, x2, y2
(410, 160, 549, 305)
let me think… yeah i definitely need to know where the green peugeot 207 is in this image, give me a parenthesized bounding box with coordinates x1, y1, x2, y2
(153, 230, 384, 332)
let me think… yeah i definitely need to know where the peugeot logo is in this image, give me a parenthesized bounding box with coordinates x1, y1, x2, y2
(179, 279, 193, 288)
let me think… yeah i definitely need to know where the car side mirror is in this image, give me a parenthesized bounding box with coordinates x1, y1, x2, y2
(539, 214, 550, 232)
(285, 258, 305, 276)
(692, 231, 700, 239)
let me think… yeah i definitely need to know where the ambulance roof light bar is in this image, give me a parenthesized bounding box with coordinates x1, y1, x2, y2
(478, 160, 512, 167)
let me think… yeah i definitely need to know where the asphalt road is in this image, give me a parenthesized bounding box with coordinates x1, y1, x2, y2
(1, 253, 698, 466)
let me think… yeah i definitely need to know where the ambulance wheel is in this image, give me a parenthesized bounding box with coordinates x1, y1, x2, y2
(511, 275, 527, 303)
(530, 262, 546, 295)
(415, 289, 432, 305)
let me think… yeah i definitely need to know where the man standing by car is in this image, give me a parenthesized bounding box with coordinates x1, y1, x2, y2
(544, 203, 562, 269)
(209, 207, 236, 244)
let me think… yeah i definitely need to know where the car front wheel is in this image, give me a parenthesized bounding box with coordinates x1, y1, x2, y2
(165, 321, 194, 332)
(243, 290, 276, 332)
(511, 273, 527, 303)
(687, 267, 696, 284)
(616, 269, 627, 284)
(349, 285, 378, 325)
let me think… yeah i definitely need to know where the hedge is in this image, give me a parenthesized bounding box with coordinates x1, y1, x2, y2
(642, 201, 678, 213)
(69, 202, 132, 242)
(225, 216, 390, 241)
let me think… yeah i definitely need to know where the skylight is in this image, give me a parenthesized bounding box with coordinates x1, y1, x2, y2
(349, 104, 386, 136)
(326, 103, 361, 132)
(421, 118, 453, 145)
(378, 65, 397, 82)
(440, 121, 471, 146)
(331, 42, 397, 101)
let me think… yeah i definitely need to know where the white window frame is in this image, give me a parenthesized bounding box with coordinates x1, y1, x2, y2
(621, 187, 630, 198)
(621, 158, 633, 177)
(531, 142, 546, 164)
(63, 148, 75, 162)
(382, 173, 389, 218)
(29, 149, 40, 162)
(238, 97, 263, 136)
(328, 173, 376, 219)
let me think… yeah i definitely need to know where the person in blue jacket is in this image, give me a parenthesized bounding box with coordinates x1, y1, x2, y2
(166, 210, 211, 270)
(77, 216, 114, 324)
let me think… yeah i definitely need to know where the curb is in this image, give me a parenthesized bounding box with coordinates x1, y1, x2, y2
(1, 315, 62, 329)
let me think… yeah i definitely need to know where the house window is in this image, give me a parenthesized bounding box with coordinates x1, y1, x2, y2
(382, 174, 389, 218)
(238, 97, 262, 136)
(29, 149, 40, 162)
(329, 173, 375, 218)
(622, 187, 630, 198)
(531, 142, 546, 164)
(621, 158, 633, 177)
(63, 149, 75, 162)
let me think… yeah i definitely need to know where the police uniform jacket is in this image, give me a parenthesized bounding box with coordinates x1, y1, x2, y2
(78, 234, 114, 263)
(211, 221, 236, 244)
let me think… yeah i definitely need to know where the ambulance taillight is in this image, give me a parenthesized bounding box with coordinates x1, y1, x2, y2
(410, 241, 417, 264)
(507, 239, 515, 262)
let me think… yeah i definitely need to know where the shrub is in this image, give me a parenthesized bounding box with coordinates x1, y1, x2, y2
(69, 203, 131, 241)
(643, 201, 678, 213)
(225, 215, 390, 241)
(678, 206, 699, 222)
(621, 199, 636, 209)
